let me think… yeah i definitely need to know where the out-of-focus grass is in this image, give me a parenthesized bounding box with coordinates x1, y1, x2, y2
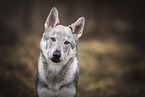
(0, 36, 39, 97)
(0, 37, 145, 97)
(77, 40, 145, 97)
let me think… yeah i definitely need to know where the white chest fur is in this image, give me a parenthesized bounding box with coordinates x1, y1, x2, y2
(38, 57, 78, 91)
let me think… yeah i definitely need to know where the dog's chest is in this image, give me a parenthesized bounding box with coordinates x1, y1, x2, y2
(45, 69, 67, 90)
(45, 62, 76, 91)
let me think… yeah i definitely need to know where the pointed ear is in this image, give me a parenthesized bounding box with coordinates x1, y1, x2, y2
(44, 7, 60, 30)
(70, 17, 85, 40)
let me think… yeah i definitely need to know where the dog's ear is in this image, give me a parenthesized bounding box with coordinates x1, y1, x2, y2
(70, 17, 85, 40)
(44, 7, 60, 30)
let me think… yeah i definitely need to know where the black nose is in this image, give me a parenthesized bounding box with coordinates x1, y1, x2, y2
(53, 50, 61, 59)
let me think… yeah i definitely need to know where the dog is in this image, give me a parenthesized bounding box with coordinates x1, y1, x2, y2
(36, 7, 85, 97)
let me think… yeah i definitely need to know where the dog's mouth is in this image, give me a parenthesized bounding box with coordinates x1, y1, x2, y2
(51, 57, 62, 63)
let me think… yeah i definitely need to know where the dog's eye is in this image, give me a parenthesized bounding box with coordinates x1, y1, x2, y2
(64, 41, 70, 45)
(50, 37, 56, 42)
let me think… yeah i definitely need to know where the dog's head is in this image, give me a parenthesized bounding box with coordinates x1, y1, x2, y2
(40, 7, 85, 64)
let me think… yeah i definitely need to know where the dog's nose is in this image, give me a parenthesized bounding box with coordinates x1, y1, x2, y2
(53, 50, 61, 59)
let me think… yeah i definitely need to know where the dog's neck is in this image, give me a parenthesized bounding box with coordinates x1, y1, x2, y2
(38, 54, 75, 86)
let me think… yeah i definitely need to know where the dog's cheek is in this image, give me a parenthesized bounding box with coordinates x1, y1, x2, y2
(47, 41, 53, 58)
(70, 48, 75, 56)
(40, 39, 49, 59)
(65, 46, 71, 56)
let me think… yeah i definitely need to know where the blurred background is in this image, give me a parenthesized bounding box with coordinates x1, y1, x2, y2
(0, 0, 145, 97)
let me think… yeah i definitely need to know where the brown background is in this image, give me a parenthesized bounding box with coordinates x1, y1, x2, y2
(0, 0, 145, 97)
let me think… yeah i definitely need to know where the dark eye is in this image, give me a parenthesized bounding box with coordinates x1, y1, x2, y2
(50, 37, 56, 42)
(64, 41, 70, 45)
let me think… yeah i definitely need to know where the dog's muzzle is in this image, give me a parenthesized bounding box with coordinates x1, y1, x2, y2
(51, 50, 61, 63)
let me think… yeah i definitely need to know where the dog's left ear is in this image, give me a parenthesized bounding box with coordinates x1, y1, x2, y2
(70, 17, 85, 40)
(44, 7, 60, 30)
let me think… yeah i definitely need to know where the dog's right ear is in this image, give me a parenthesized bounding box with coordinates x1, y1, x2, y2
(44, 7, 60, 30)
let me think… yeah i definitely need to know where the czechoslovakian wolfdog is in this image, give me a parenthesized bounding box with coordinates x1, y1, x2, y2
(36, 7, 85, 97)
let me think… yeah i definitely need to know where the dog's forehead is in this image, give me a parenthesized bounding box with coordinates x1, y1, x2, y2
(49, 25, 74, 39)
